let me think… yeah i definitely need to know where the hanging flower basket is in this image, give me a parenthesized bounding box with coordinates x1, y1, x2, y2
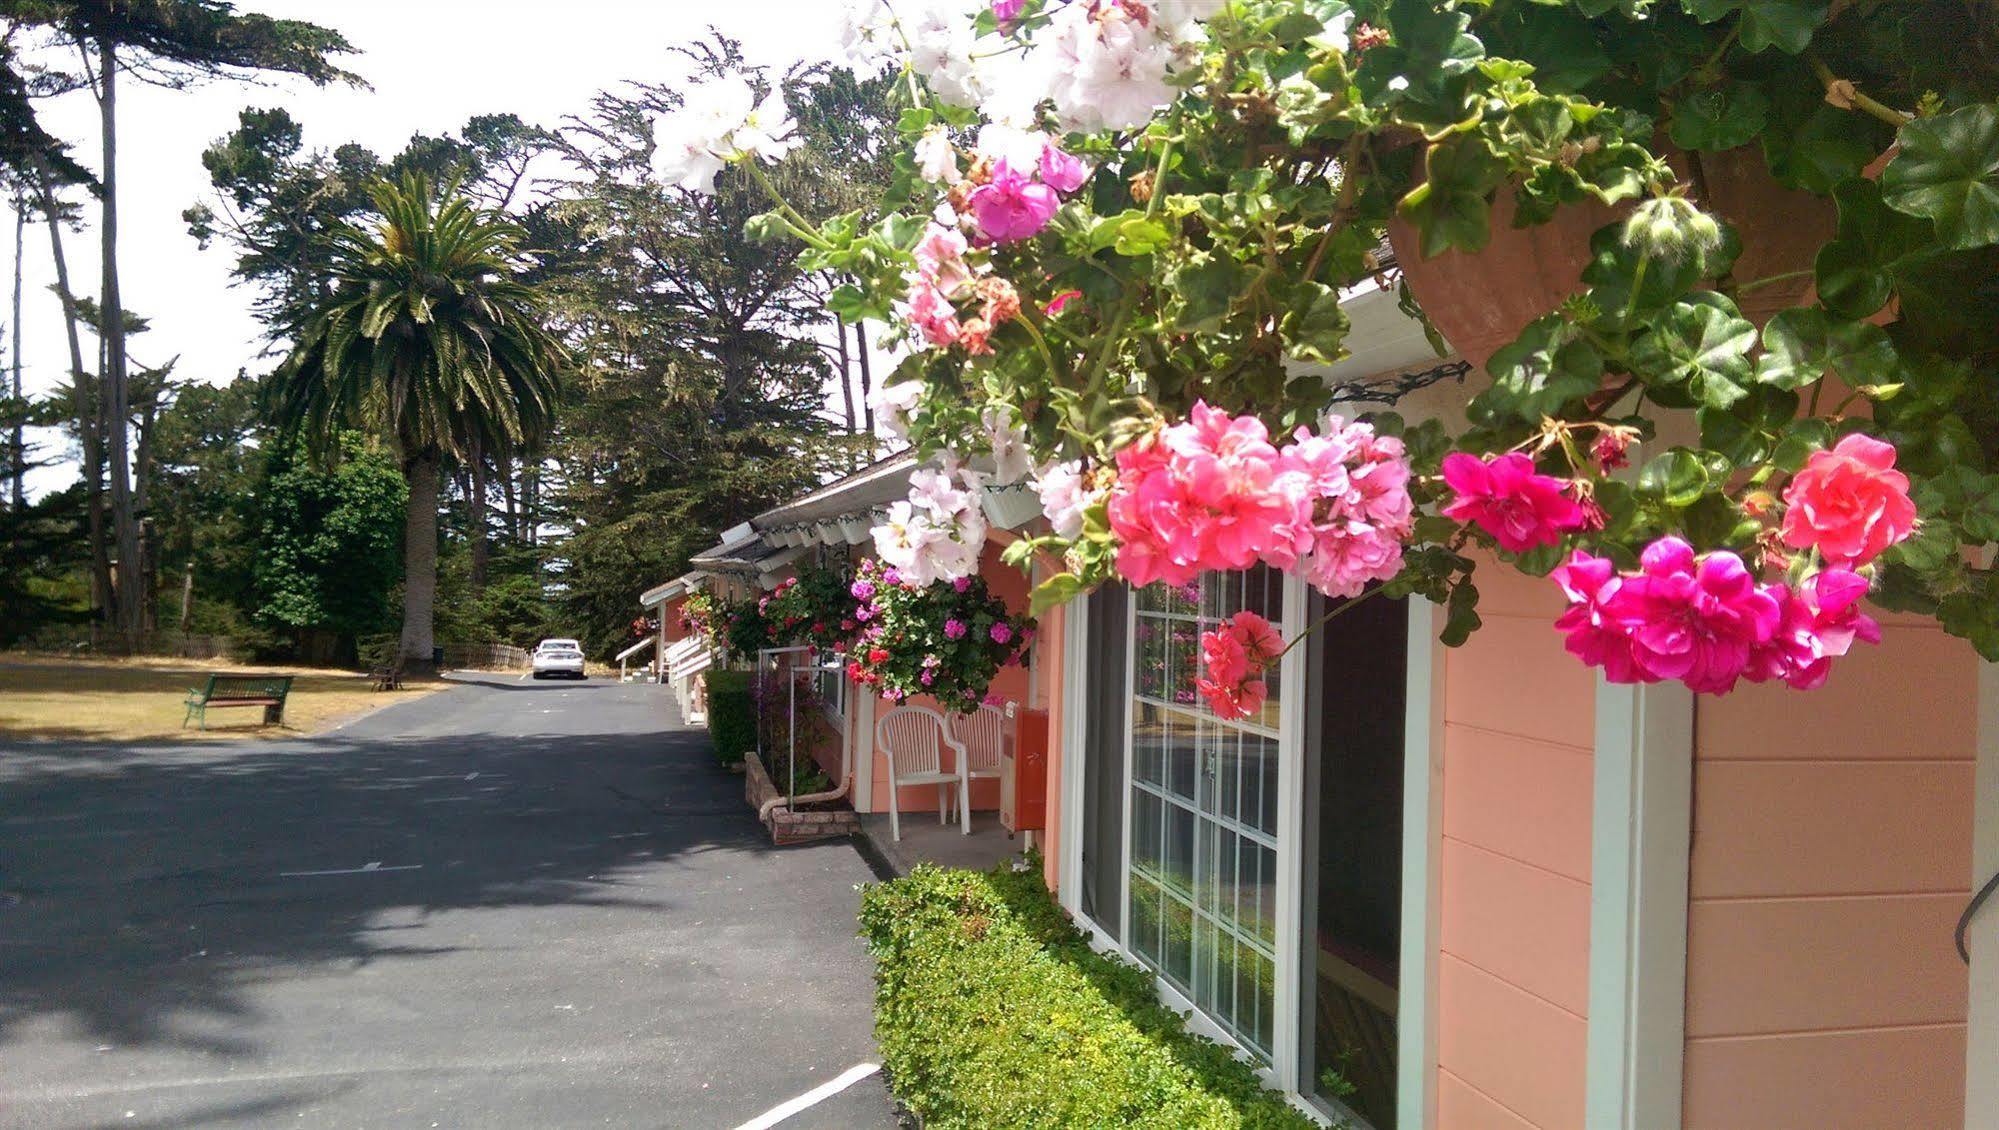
(980, 484, 1045, 530)
(844, 557, 1035, 713)
(1387, 145, 1835, 369)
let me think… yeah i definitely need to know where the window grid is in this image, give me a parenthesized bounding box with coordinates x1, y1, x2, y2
(1127, 566, 1284, 1060)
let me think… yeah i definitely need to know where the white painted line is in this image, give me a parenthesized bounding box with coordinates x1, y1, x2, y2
(278, 862, 422, 878)
(733, 1063, 880, 1130)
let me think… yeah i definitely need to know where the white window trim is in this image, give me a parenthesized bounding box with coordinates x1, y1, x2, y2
(1970, 660, 1999, 1126)
(1058, 594, 1090, 902)
(1061, 589, 1445, 1126)
(1396, 598, 1447, 1130)
(1584, 677, 1695, 1129)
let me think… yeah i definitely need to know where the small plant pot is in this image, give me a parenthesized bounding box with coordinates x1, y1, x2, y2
(981, 486, 1044, 530)
(841, 517, 873, 545)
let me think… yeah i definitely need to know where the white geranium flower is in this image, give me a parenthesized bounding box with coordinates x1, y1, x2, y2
(837, 0, 897, 70)
(973, 123, 1046, 172)
(1032, 1, 1178, 132)
(651, 75, 756, 192)
(870, 380, 925, 441)
(914, 127, 962, 186)
(982, 408, 1033, 485)
(651, 75, 795, 192)
(1032, 460, 1095, 540)
(905, 0, 986, 108)
(908, 466, 976, 520)
(735, 89, 800, 164)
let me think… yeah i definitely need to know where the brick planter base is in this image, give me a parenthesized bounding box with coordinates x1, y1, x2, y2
(743, 750, 859, 846)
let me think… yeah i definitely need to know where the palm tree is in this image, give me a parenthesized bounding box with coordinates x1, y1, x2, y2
(269, 174, 564, 674)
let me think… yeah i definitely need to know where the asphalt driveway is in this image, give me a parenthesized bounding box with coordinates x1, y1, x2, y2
(0, 673, 894, 1129)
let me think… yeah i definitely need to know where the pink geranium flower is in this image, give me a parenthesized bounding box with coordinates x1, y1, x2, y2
(1441, 451, 1587, 553)
(944, 618, 968, 640)
(969, 160, 1060, 243)
(1779, 433, 1917, 567)
(1195, 611, 1283, 720)
(900, 281, 961, 348)
(1618, 538, 1781, 695)
(1038, 140, 1091, 193)
(1550, 550, 1644, 684)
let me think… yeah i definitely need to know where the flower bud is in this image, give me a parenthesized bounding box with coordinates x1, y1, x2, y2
(1620, 195, 1725, 267)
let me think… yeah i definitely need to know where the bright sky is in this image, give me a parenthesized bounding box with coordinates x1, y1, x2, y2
(15, 0, 855, 496)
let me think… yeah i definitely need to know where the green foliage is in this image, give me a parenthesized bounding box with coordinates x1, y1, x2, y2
(846, 558, 1035, 713)
(267, 173, 565, 465)
(774, 0, 1999, 660)
(760, 561, 861, 651)
(857, 860, 1319, 1130)
(704, 669, 754, 767)
(251, 435, 405, 645)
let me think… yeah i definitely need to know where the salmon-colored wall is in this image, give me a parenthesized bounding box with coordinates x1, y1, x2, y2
(1683, 613, 1975, 1129)
(860, 539, 1034, 816)
(1436, 557, 1595, 1129)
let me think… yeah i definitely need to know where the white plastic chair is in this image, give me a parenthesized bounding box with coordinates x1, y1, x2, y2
(876, 704, 966, 842)
(948, 703, 1011, 836)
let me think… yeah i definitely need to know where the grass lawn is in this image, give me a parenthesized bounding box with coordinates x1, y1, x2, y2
(0, 654, 449, 742)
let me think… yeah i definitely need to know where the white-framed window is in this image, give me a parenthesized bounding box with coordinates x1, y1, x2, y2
(1069, 567, 1425, 1127)
(1123, 567, 1291, 1059)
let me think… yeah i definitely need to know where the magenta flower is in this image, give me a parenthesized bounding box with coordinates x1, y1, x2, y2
(990, 622, 1014, 644)
(990, 0, 1026, 21)
(1440, 452, 1587, 553)
(944, 618, 968, 640)
(952, 576, 971, 593)
(969, 160, 1059, 243)
(1748, 568, 1882, 690)
(883, 567, 903, 586)
(1618, 538, 1781, 694)
(850, 579, 876, 600)
(1038, 140, 1090, 193)
(1551, 550, 1644, 684)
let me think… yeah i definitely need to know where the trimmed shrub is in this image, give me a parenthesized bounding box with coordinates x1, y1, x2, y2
(858, 858, 1322, 1129)
(704, 669, 754, 766)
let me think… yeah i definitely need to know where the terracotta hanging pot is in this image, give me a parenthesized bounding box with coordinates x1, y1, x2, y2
(1385, 145, 1837, 370)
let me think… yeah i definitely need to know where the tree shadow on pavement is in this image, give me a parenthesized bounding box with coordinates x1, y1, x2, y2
(0, 687, 764, 1061)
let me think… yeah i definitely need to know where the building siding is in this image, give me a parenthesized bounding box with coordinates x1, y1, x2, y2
(1437, 559, 1595, 1129)
(1683, 617, 1975, 1129)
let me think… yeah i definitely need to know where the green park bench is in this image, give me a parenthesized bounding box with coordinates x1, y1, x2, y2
(182, 673, 295, 730)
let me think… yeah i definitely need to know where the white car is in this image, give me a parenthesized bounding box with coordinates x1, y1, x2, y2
(531, 642, 587, 680)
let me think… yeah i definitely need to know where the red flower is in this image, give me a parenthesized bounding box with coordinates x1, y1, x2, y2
(867, 647, 890, 664)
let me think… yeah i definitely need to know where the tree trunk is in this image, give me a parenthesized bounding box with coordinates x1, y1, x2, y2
(98, 41, 141, 648)
(9, 197, 23, 510)
(134, 384, 160, 631)
(399, 451, 440, 676)
(855, 320, 875, 437)
(178, 563, 194, 635)
(836, 312, 854, 434)
(39, 179, 113, 626)
(501, 454, 518, 544)
(469, 444, 489, 593)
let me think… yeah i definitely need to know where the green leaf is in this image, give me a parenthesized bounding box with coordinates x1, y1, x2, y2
(1029, 572, 1085, 614)
(1669, 82, 1770, 152)
(1753, 306, 1899, 389)
(1814, 178, 1937, 319)
(1398, 136, 1505, 257)
(1629, 297, 1757, 409)
(1770, 417, 1833, 472)
(1112, 216, 1171, 257)
(1279, 281, 1352, 365)
(1167, 254, 1243, 333)
(1638, 447, 1712, 508)
(1685, 0, 1829, 54)
(1881, 103, 1999, 250)
(1473, 315, 1604, 424)
(1440, 580, 1482, 647)
(1699, 385, 1799, 462)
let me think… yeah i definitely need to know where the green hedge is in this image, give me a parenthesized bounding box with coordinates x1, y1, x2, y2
(704, 669, 753, 766)
(858, 858, 1320, 1130)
